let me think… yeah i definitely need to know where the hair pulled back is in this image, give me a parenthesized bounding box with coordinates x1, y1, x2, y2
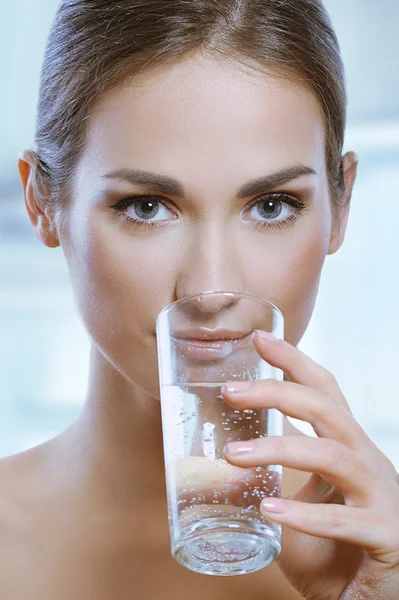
(32, 0, 347, 223)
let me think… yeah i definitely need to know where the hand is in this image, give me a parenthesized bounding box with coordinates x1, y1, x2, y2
(221, 330, 399, 600)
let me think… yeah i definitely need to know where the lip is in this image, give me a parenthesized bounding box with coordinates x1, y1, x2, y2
(172, 328, 251, 341)
(171, 329, 253, 360)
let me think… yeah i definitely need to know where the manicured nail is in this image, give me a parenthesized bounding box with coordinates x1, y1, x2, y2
(221, 381, 252, 394)
(253, 330, 277, 342)
(225, 441, 254, 454)
(261, 498, 287, 514)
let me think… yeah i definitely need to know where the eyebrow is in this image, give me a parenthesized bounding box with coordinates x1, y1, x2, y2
(102, 164, 317, 199)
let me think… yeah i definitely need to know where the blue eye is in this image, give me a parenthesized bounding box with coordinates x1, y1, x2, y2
(246, 193, 307, 228)
(111, 193, 176, 229)
(128, 198, 172, 222)
(110, 191, 307, 231)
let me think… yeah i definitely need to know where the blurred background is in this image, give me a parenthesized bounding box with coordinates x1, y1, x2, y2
(1, 1, 398, 465)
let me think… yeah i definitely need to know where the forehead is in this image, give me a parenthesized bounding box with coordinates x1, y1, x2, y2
(81, 55, 326, 179)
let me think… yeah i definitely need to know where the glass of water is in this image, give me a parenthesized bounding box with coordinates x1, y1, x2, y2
(156, 291, 284, 576)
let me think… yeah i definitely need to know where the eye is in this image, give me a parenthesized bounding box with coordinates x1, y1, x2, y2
(245, 193, 307, 227)
(110, 191, 307, 231)
(126, 197, 173, 222)
(110, 193, 176, 229)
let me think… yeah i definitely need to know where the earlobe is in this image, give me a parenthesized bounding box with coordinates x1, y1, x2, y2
(327, 203, 350, 255)
(18, 151, 60, 249)
(35, 214, 60, 249)
(327, 151, 359, 256)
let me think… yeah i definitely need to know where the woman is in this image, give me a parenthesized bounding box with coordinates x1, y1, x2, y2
(5, 0, 398, 597)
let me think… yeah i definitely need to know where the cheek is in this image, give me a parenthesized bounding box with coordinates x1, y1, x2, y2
(68, 220, 171, 321)
(242, 218, 330, 347)
(63, 214, 177, 394)
(272, 229, 329, 346)
(279, 247, 325, 346)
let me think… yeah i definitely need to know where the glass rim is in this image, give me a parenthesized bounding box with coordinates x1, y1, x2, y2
(156, 290, 284, 323)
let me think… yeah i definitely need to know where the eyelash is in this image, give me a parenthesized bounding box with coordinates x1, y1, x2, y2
(110, 191, 308, 231)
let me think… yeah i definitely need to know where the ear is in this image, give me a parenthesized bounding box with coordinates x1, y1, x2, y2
(327, 151, 359, 255)
(18, 150, 60, 249)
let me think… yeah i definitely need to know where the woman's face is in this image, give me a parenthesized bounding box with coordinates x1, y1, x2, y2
(56, 54, 349, 398)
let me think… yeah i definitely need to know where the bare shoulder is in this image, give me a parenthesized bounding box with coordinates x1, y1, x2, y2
(0, 446, 39, 512)
(0, 440, 57, 536)
(0, 442, 63, 596)
(0, 439, 52, 488)
(0, 438, 307, 599)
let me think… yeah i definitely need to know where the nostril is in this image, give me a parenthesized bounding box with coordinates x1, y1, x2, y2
(193, 291, 240, 313)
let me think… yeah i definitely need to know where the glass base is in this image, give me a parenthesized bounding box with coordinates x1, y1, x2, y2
(173, 517, 281, 576)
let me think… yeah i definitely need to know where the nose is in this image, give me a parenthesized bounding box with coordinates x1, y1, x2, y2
(175, 224, 245, 311)
(192, 292, 239, 313)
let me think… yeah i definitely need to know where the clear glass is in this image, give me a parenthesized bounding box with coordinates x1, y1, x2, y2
(156, 291, 284, 576)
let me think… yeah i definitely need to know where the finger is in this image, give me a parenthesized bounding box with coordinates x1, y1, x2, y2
(259, 497, 394, 551)
(222, 371, 399, 482)
(221, 379, 371, 454)
(223, 436, 388, 506)
(252, 331, 352, 414)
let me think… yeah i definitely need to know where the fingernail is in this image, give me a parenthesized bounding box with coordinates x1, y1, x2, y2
(225, 441, 254, 455)
(261, 498, 287, 514)
(221, 381, 252, 393)
(253, 330, 277, 342)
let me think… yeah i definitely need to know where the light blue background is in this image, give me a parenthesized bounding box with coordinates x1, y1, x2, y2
(1, 1, 398, 465)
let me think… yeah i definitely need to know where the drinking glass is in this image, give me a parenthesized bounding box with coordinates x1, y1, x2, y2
(156, 291, 284, 576)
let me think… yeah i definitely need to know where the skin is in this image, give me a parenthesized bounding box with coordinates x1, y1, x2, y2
(8, 52, 395, 598)
(222, 333, 399, 598)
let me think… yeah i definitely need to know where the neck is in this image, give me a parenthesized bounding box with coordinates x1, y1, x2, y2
(55, 345, 167, 510)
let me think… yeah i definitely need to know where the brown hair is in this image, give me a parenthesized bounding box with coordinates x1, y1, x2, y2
(31, 0, 347, 229)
